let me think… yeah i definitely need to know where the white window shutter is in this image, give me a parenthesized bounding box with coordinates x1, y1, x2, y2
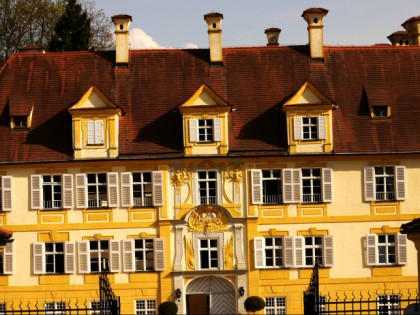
(107, 172, 119, 208)
(322, 236, 334, 267)
(2, 176, 12, 212)
(292, 169, 302, 203)
(317, 116, 327, 140)
(64, 242, 76, 274)
(294, 236, 305, 268)
(394, 166, 406, 201)
(251, 170, 263, 204)
(33, 243, 45, 275)
(254, 237, 265, 269)
(95, 120, 104, 144)
(397, 233, 408, 265)
(109, 240, 121, 272)
(78, 241, 90, 274)
(364, 167, 375, 201)
(87, 120, 95, 145)
(189, 119, 198, 142)
(3, 242, 13, 274)
(366, 234, 378, 266)
(121, 173, 133, 207)
(30, 175, 42, 210)
(153, 238, 165, 271)
(283, 236, 295, 268)
(283, 169, 302, 203)
(293, 117, 303, 140)
(62, 174, 74, 209)
(152, 171, 164, 206)
(213, 118, 222, 141)
(322, 168, 333, 203)
(122, 239, 135, 272)
(75, 174, 87, 209)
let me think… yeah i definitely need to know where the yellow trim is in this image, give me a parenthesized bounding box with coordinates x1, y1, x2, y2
(297, 227, 329, 236)
(39, 275, 70, 285)
(68, 86, 121, 114)
(38, 231, 69, 242)
(180, 84, 230, 110)
(283, 81, 335, 108)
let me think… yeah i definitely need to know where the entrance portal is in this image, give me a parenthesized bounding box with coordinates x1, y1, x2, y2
(186, 276, 236, 315)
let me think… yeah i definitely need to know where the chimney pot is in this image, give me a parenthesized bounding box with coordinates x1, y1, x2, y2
(387, 31, 409, 46)
(204, 12, 223, 65)
(265, 28, 281, 46)
(402, 16, 420, 45)
(302, 7, 328, 60)
(111, 14, 132, 67)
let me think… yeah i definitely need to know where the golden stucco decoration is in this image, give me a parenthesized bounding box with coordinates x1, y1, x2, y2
(224, 236, 234, 269)
(223, 165, 243, 192)
(188, 206, 229, 232)
(185, 237, 195, 270)
(170, 168, 192, 193)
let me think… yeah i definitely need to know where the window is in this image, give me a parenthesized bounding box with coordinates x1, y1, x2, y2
(293, 116, 326, 141)
(377, 294, 400, 315)
(75, 173, 119, 209)
(122, 238, 165, 272)
(252, 168, 332, 205)
(189, 118, 222, 143)
(31, 174, 73, 210)
(255, 236, 333, 268)
(372, 106, 389, 118)
(11, 116, 28, 129)
(135, 299, 156, 315)
(302, 168, 322, 203)
(0, 243, 13, 275)
(254, 237, 284, 268)
(197, 171, 217, 205)
(0, 176, 12, 211)
(91, 301, 111, 315)
(364, 166, 405, 202)
(78, 240, 120, 274)
(318, 296, 327, 313)
(33, 242, 74, 275)
(44, 302, 66, 315)
(121, 171, 164, 207)
(366, 233, 407, 266)
(199, 239, 219, 269)
(265, 297, 286, 315)
(86, 120, 104, 145)
(0, 303, 6, 315)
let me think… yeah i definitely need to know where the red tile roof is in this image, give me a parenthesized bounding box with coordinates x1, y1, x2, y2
(1, 44, 420, 163)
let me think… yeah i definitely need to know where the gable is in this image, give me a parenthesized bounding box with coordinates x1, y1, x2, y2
(180, 84, 231, 112)
(69, 86, 121, 112)
(283, 81, 334, 108)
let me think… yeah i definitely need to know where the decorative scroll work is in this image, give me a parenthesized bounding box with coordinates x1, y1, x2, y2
(188, 206, 229, 233)
(224, 236, 234, 269)
(170, 168, 192, 193)
(185, 237, 195, 270)
(223, 166, 243, 193)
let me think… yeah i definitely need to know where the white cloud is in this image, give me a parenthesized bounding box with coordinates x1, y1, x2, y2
(184, 42, 199, 49)
(129, 28, 164, 49)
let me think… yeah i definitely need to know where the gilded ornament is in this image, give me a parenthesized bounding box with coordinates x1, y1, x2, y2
(170, 168, 191, 192)
(224, 236, 234, 269)
(223, 166, 243, 192)
(188, 206, 228, 232)
(185, 237, 195, 270)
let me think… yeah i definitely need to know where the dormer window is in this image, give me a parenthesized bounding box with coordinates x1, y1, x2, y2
(190, 118, 222, 143)
(11, 116, 29, 130)
(86, 120, 104, 145)
(372, 105, 390, 118)
(293, 116, 326, 141)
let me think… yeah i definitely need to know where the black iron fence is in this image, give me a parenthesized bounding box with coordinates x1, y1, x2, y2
(304, 263, 420, 315)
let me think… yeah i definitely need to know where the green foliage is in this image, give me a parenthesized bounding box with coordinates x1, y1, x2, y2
(49, 0, 91, 51)
(158, 301, 178, 315)
(244, 296, 265, 313)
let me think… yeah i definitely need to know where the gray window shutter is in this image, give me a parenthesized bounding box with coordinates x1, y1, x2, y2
(251, 170, 263, 204)
(364, 167, 375, 201)
(397, 233, 408, 265)
(294, 236, 305, 267)
(95, 120, 104, 144)
(107, 172, 119, 208)
(2, 176, 12, 212)
(152, 171, 164, 206)
(366, 234, 377, 266)
(254, 237, 265, 269)
(213, 118, 222, 141)
(282, 169, 301, 203)
(322, 168, 333, 202)
(3, 242, 13, 274)
(33, 243, 45, 275)
(317, 116, 327, 140)
(293, 117, 302, 140)
(62, 174, 74, 209)
(78, 241, 90, 274)
(394, 166, 406, 201)
(87, 120, 95, 144)
(122, 239, 135, 272)
(75, 174, 87, 209)
(322, 236, 334, 267)
(189, 119, 198, 142)
(121, 173, 133, 207)
(30, 175, 42, 210)
(109, 240, 121, 272)
(154, 238, 165, 271)
(283, 236, 295, 268)
(64, 242, 75, 274)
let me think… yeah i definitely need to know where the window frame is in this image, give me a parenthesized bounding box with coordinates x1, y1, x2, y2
(31, 174, 73, 210)
(366, 233, 407, 266)
(196, 170, 218, 205)
(265, 297, 286, 315)
(86, 120, 104, 146)
(364, 166, 406, 202)
(293, 116, 327, 141)
(122, 238, 165, 272)
(376, 294, 400, 315)
(120, 171, 164, 207)
(193, 232, 224, 271)
(77, 240, 120, 274)
(135, 299, 156, 315)
(33, 242, 75, 275)
(254, 237, 285, 269)
(0, 176, 12, 212)
(189, 118, 222, 143)
(44, 302, 66, 315)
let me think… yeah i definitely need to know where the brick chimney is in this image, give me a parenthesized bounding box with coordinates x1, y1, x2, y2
(204, 12, 223, 65)
(265, 28, 281, 46)
(111, 14, 132, 67)
(402, 16, 420, 45)
(302, 8, 328, 61)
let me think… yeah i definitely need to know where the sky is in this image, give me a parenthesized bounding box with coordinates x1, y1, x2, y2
(96, 0, 420, 49)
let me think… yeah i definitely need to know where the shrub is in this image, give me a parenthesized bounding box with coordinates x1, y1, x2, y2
(158, 301, 178, 315)
(244, 296, 265, 314)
